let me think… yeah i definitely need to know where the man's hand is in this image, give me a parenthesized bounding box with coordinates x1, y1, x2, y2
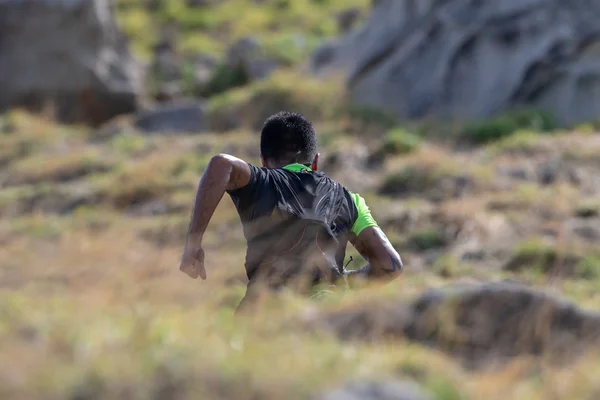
(180, 154, 251, 280)
(179, 245, 206, 280)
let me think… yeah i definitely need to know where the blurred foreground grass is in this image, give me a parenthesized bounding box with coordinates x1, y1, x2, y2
(3, 218, 600, 400)
(2, 71, 600, 398)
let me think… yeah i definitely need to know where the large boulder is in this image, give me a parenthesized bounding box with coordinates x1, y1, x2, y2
(306, 282, 600, 368)
(200, 37, 281, 97)
(311, 0, 600, 127)
(134, 100, 207, 134)
(0, 0, 143, 126)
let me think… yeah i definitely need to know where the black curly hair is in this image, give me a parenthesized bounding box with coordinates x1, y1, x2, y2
(260, 111, 317, 165)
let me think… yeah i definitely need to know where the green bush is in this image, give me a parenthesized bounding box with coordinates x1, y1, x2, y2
(379, 163, 463, 197)
(410, 226, 446, 251)
(577, 256, 600, 279)
(462, 109, 558, 144)
(0, 111, 16, 135)
(200, 63, 251, 97)
(381, 128, 421, 155)
(575, 200, 600, 219)
(345, 104, 398, 130)
(501, 239, 585, 275)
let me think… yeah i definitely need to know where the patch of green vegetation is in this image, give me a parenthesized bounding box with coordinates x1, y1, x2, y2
(379, 162, 465, 197)
(344, 104, 399, 131)
(575, 199, 600, 219)
(410, 226, 447, 251)
(207, 71, 342, 131)
(115, 0, 370, 62)
(0, 111, 16, 135)
(505, 239, 557, 273)
(10, 215, 63, 239)
(6, 149, 113, 186)
(110, 133, 150, 156)
(504, 239, 582, 276)
(462, 109, 557, 144)
(381, 128, 421, 155)
(486, 129, 545, 155)
(201, 62, 251, 97)
(263, 34, 322, 65)
(577, 255, 600, 279)
(431, 255, 469, 278)
(367, 127, 421, 166)
(427, 377, 469, 400)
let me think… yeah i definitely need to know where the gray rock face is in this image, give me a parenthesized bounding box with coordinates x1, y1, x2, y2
(0, 0, 142, 126)
(226, 37, 281, 82)
(134, 100, 207, 134)
(315, 381, 432, 400)
(311, 0, 600, 127)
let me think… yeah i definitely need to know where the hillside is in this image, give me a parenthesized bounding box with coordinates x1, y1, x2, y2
(1, 1, 600, 399)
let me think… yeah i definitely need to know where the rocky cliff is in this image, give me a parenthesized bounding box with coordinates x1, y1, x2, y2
(311, 0, 600, 126)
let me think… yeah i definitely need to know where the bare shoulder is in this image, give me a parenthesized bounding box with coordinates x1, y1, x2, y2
(210, 154, 252, 191)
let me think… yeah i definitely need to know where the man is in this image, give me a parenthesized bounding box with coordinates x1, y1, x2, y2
(179, 111, 402, 311)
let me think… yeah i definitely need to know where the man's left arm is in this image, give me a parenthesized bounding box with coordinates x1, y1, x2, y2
(179, 154, 251, 280)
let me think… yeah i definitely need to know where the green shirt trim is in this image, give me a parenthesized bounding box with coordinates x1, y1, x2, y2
(282, 163, 312, 173)
(350, 192, 379, 236)
(281, 164, 378, 235)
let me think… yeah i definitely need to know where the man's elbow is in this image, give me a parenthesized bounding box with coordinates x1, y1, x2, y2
(384, 254, 403, 280)
(205, 154, 235, 175)
(209, 153, 233, 168)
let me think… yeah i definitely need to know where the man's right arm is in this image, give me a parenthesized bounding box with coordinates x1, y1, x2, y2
(179, 153, 251, 280)
(346, 192, 403, 282)
(349, 226, 403, 281)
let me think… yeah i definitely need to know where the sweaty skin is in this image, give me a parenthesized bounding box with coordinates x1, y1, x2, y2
(349, 227, 403, 281)
(179, 154, 250, 280)
(179, 153, 402, 283)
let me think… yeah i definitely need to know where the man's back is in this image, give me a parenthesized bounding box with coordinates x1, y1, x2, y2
(227, 163, 367, 291)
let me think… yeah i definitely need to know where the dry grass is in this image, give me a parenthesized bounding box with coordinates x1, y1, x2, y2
(2, 111, 600, 399)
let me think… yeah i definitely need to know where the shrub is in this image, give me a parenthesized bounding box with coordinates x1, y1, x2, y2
(504, 239, 582, 275)
(575, 200, 600, 219)
(577, 256, 600, 279)
(461, 109, 558, 144)
(6, 150, 113, 186)
(207, 71, 342, 131)
(504, 239, 557, 272)
(344, 104, 398, 130)
(200, 63, 251, 98)
(379, 161, 467, 199)
(410, 226, 447, 251)
(381, 128, 421, 155)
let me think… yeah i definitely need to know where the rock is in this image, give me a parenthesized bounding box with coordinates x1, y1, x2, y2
(497, 166, 533, 181)
(314, 381, 433, 400)
(152, 37, 182, 83)
(336, 8, 362, 34)
(306, 283, 600, 368)
(154, 82, 184, 103)
(568, 218, 600, 242)
(0, 0, 142, 126)
(150, 30, 186, 102)
(201, 37, 281, 96)
(311, 0, 600, 127)
(134, 100, 207, 134)
(537, 158, 562, 185)
(192, 55, 219, 90)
